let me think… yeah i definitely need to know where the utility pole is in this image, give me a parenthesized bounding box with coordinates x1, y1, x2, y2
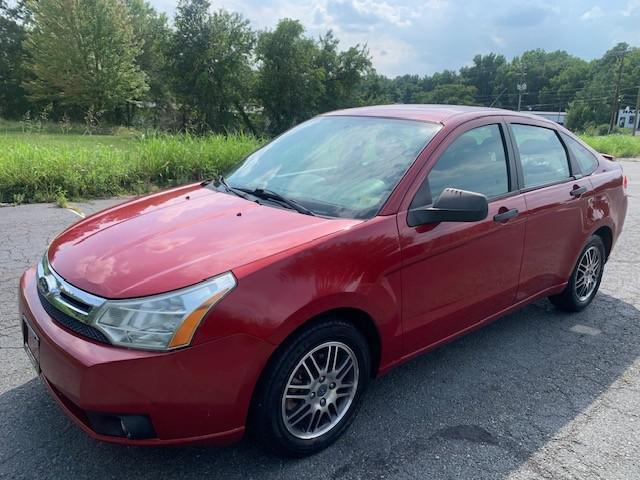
(609, 47, 627, 133)
(516, 63, 527, 111)
(633, 86, 640, 137)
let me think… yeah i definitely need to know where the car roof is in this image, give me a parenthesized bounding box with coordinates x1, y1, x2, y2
(323, 104, 556, 127)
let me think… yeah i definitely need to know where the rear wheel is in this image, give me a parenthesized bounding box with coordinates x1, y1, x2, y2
(250, 319, 371, 456)
(550, 235, 605, 312)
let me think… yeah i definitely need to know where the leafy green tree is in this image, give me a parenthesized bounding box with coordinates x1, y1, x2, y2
(390, 74, 424, 103)
(459, 53, 506, 99)
(315, 31, 372, 112)
(24, 0, 148, 116)
(205, 10, 256, 132)
(256, 19, 324, 134)
(0, 0, 30, 118)
(170, 0, 255, 132)
(357, 71, 394, 105)
(126, 0, 172, 110)
(170, 0, 210, 129)
(566, 43, 638, 131)
(416, 84, 478, 105)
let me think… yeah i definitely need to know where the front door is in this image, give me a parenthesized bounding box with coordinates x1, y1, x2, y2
(398, 120, 526, 356)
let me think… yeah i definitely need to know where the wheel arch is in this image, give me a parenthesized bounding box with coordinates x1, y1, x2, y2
(246, 306, 383, 436)
(592, 225, 613, 260)
(264, 307, 382, 381)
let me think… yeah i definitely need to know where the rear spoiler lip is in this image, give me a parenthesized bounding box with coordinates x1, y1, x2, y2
(600, 153, 615, 161)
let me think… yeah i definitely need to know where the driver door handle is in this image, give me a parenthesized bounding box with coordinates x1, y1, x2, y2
(493, 208, 519, 222)
(570, 185, 588, 198)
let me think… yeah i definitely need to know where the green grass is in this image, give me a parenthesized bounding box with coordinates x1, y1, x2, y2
(0, 131, 262, 203)
(580, 134, 640, 158)
(1, 126, 637, 205)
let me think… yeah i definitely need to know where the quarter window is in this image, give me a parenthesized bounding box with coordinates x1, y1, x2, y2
(411, 124, 509, 207)
(561, 133, 599, 175)
(511, 124, 570, 188)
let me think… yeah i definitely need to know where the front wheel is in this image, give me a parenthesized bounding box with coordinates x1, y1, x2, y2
(250, 319, 371, 456)
(550, 235, 605, 312)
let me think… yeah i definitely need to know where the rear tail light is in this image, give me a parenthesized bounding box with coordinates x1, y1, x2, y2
(623, 175, 628, 191)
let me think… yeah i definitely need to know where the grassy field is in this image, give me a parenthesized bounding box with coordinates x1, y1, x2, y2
(580, 134, 640, 158)
(0, 131, 262, 204)
(1, 126, 638, 204)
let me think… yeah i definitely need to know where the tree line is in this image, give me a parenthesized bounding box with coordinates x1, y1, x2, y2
(1, 0, 639, 135)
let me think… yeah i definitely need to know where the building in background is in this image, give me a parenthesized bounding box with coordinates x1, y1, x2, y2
(618, 106, 638, 129)
(529, 111, 567, 125)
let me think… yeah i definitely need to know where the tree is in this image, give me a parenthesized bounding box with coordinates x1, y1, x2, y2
(315, 31, 372, 112)
(566, 43, 639, 131)
(416, 84, 478, 105)
(460, 53, 506, 100)
(126, 0, 172, 112)
(170, 1, 255, 132)
(169, 0, 210, 129)
(0, 0, 30, 118)
(256, 19, 324, 134)
(24, 0, 148, 116)
(357, 71, 394, 105)
(205, 10, 256, 132)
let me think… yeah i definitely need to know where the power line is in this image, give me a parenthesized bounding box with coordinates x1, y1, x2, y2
(472, 84, 638, 102)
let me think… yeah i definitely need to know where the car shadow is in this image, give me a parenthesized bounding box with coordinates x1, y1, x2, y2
(1, 292, 638, 479)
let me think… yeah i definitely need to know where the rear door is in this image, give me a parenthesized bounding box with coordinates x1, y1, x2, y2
(398, 118, 527, 355)
(507, 121, 592, 301)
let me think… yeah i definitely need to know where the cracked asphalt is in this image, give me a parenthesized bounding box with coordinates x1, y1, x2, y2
(1, 162, 639, 480)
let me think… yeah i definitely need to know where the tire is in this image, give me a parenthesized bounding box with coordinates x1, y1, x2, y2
(550, 235, 606, 312)
(250, 318, 371, 457)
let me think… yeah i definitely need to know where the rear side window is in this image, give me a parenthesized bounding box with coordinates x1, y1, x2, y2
(561, 133, 599, 175)
(511, 124, 570, 188)
(411, 124, 509, 207)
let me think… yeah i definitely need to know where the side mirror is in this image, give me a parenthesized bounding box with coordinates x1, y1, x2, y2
(408, 188, 488, 226)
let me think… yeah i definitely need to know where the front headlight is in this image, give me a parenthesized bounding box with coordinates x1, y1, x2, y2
(93, 272, 237, 351)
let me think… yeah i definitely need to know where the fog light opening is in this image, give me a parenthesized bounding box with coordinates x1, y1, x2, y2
(86, 412, 156, 440)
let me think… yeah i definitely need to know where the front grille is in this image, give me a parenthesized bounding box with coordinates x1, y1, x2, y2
(38, 289, 110, 345)
(59, 291, 91, 313)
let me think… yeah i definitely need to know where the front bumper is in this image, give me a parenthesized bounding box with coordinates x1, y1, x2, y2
(19, 267, 273, 445)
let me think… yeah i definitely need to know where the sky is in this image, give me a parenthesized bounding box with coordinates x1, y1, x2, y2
(149, 0, 640, 77)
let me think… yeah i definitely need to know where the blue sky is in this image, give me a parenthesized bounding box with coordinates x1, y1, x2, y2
(149, 0, 640, 76)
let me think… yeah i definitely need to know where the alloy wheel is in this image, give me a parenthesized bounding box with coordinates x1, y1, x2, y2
(575, 245, 602, 302)
(281, 341, 359, 440)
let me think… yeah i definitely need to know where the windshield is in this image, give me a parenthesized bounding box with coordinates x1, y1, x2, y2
(225, 116, 441, 219)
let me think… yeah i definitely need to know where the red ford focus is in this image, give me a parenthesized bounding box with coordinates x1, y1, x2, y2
(19, 105, 628, 456)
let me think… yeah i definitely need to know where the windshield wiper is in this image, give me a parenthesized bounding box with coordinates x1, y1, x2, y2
(215, 176, 251, 200)
(237, 187, 316, 216)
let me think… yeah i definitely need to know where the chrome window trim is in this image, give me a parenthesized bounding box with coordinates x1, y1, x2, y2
(37, 255, 106, 325)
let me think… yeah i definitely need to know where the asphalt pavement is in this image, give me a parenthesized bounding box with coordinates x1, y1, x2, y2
(1, 162, 639, 479)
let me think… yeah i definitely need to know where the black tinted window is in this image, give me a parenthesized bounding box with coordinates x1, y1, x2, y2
(412, 124, 509, 207)
(511, 124, 570, 188)
(561, 133, 599, 175)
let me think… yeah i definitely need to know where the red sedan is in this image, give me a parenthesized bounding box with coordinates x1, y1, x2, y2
(19, 105, 628, 456)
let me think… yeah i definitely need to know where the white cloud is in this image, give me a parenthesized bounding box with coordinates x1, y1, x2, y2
(580, 5, 604, 20)
(622, 0, 640, 16)
(149, 0, 640, 76)
(490, 34, 506, 48)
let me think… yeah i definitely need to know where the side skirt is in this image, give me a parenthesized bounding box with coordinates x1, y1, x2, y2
(376, 282, 568, 377)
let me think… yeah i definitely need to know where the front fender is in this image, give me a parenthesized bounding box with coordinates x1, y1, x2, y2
(194, 216, 405, 372)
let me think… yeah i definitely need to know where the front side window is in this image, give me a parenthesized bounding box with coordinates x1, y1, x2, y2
(411, 124, 510, 208)
(561, 133, 599, 175)
(225, 116, 441, 219)
(511, 124, 570, 188)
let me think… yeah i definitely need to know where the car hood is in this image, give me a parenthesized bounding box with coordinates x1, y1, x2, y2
(48, 184, 360, 299)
